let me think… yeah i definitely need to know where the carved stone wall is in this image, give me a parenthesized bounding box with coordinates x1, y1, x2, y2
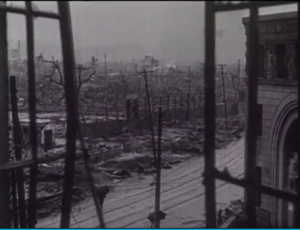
(242, 12, 298, 227)
(244, 17, 297, 42)
(243, 13, 298, 80)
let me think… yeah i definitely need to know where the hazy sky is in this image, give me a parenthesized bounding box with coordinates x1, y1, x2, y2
(7, 1, 297, 64)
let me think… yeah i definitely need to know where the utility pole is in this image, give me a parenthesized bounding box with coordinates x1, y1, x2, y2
(142, 69, 157, 163)
(154, 107, 162, 228)
(237, 59, 241, 78)
(104, 54, 109, 121)
(104, 53, 107, 77)
(134, 62, 142, 98)
(186, 65, 191, 120)
(219, 64, 228, 130)
(17, 40, 21, 60)
(237, 59, 241, 99)
(188, 65, 191, 96)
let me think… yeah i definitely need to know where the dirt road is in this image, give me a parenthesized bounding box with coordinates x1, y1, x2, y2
(37, 137, 245, 228)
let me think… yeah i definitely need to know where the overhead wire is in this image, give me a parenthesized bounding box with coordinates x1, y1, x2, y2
(38, 140, 244, 228)
(121, 172, 245, 228)
(110, 147, 243, 193)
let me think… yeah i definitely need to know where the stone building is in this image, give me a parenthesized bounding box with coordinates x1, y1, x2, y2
(243, 11, 298, 227)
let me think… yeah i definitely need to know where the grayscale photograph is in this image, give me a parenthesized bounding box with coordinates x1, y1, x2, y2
(0, 1, 298, 228)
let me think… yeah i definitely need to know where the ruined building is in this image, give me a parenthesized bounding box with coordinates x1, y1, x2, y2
(243, 11, 298, 227)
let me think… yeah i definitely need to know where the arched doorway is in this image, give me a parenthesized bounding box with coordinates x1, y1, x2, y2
(268, 94, 297, 227)
(277, 115, 298, 227)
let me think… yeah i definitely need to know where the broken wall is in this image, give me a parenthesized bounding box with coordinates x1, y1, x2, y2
(81, 119, 124, 138)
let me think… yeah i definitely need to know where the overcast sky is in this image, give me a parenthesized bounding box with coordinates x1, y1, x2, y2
(6, 1, 297, 64)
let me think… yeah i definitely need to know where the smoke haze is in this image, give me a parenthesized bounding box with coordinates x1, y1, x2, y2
(7, 1, 297, 64)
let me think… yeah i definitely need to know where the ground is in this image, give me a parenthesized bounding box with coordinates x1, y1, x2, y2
(37, 136, 245, 228)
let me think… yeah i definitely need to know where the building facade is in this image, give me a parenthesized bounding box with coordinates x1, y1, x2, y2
(243, 11, 298, 227)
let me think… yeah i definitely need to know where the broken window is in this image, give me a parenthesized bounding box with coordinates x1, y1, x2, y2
(286, 44, 296, 79)
(265, 46, 275, 79)
(275, 43, 286, 79)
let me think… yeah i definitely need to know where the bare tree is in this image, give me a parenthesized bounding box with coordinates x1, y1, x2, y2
(37, 57, 96, 106)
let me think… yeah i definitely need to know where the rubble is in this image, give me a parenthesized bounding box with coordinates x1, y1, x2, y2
(14, 112, 245, 220)
(217, 199, 244, 227)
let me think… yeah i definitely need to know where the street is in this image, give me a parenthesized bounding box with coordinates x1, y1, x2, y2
(37, 137, 245, 228)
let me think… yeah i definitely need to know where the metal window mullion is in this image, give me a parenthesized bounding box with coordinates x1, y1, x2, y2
(204, 2, 216, 228)
(25, 2, 38, 227)
(244, 5, 259, 228)
(0, 1, 11, 228)
(214, 169, 298, 203)
(295, 3, 300, 228)
(0, 152, 68, 171)
(57, 2, 78, 228)
(214, 1, 297, 12)
(0, 5, 60, 19)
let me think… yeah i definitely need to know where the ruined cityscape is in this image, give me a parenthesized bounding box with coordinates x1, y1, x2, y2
(0, 1, 298, 229)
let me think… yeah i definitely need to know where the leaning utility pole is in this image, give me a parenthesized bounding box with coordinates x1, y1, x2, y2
(154, 107, 163, 228)
(219, 64, 228, 130)
(77, 105, 106, 228)
(10, 76, 27, 228)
